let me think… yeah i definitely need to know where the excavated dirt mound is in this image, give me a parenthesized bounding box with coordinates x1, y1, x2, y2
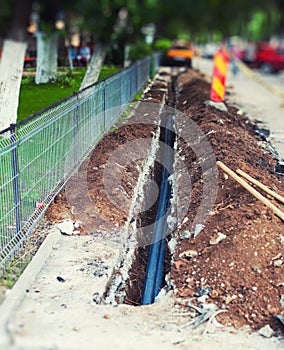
(172, 70, 284, 331)
(45, 68, 284, 332)
(45, 81, 166, 231)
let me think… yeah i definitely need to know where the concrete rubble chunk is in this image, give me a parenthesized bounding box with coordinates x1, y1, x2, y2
(273, 259, 283, 267)
(179, 250, 198, 259)
(258, 324, 275, 338)
(210, 232, 227, 245)
(74, 221, 82, 229)
(194, 224, 204, 238)
(57, 219, 74, 236)
(204, 100, 228, 112)
(167, 216, 177, 230)
(180, 230, 191, 240)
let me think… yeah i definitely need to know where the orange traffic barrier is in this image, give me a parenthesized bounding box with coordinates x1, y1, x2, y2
(210, 48, 230, 102)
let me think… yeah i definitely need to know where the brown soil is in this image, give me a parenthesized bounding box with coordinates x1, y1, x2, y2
(45, 81, 166, 231)
(45, 68, 284, 332)
(172, 70, 284, 332)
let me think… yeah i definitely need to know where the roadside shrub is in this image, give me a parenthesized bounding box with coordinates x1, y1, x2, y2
(129, 40, 153, 61)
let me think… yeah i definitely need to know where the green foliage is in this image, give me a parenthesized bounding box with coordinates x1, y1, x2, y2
(247, 11, 267, 41)
(133, 90, 144, 102)
(56, 70, 78, 89)
(98, 65, 120, 80)
(0, 256, 31, 290)
(0, 1, 12, 35)
(154, 38, 172, 50)
(68, 0, 123, 42)
(247, 6, 282, 41)
(129, 41, 154, 61)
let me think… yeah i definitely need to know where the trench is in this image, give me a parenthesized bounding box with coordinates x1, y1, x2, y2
(102, 68, 180, 306)
(124, 114, 175, 306)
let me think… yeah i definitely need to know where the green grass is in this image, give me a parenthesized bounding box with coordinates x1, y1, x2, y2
(18, 65, 120, 123)
(98, 65, 119, 80)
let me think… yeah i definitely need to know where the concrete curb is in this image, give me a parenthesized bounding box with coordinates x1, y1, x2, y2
(0, 226, 62, 348)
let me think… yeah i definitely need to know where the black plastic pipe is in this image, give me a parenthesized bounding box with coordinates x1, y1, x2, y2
(141, 116, 174, 305)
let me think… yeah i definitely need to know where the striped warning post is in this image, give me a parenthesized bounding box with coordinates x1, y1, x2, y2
(210, 49, 230, 102)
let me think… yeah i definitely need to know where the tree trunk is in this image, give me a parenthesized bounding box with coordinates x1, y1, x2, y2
(0, 0, 32, 130)
(124, 44, 131, 68)
(67, 45, 74, 70)
(0, 39, 27, 130)
(80, 43, 107, 90)
(35, 31, 58, 84)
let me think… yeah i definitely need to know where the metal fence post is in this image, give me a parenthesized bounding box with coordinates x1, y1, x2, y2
(120, 70, 123, 107)
(103, 80, 106, 131)
(135, 62, 138, 94)
(147, 56, 151, 80)
(73, 94, 79, 165)
(10, 124, 21, 235)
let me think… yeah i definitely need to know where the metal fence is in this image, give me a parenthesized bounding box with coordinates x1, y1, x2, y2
(0, 54, 161, 274)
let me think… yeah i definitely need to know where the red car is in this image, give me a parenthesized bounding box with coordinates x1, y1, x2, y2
(256, 43, 284, 73)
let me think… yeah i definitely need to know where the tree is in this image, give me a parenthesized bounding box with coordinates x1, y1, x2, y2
(272, 0, 284, 34)
(1, 0, 282, 131)
(0, 0, 33, 130)
(60, 0, 127, 88)
(35, 0, 60, 84)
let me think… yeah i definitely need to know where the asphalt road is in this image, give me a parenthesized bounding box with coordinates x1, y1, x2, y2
(258, 71, 284, 94)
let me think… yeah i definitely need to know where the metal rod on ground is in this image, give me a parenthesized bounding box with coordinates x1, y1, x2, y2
(217, 161, 284, 222)
(236, 168, 284, 205)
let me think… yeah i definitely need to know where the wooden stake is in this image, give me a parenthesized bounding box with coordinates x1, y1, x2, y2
(217, 161, 284, 222)
(236, 168, 284, 205)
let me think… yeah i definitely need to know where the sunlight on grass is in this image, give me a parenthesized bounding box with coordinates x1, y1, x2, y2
(18, 66, 119, 123)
